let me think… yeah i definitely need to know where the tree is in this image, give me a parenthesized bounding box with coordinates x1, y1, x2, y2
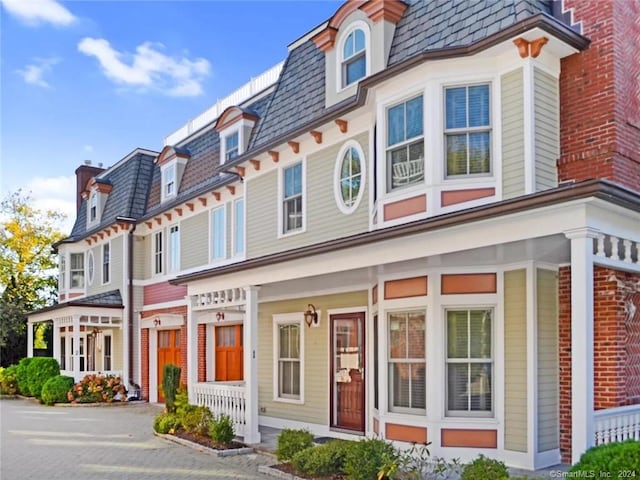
(0, 191, 65, 366)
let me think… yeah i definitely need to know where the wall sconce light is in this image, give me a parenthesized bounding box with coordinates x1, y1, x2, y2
(304, 304, 318, 328)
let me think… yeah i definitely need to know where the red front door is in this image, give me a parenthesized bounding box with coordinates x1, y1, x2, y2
(157, 329, 181, 402)
(331, 313, 365, 432)
(215, 325, 243, 381)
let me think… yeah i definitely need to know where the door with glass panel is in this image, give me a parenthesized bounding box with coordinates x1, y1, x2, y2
(215, 325, 243, 381)
(157, 329, 181, 402)
(331, 313, 365, 432)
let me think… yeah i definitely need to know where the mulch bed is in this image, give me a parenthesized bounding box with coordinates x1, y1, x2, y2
(171, 429, 247, 450)
(271, 463, 346, 480)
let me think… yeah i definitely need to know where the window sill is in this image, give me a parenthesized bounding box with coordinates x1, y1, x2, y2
(273, 397, 304, 405)
(277, 227, 306, 240)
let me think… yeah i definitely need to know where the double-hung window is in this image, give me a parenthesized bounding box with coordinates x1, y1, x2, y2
(59, 254, 66, 292)
(234, 199, 244, 256)
(388, 311, 426, 413)
(446, 308, 493, 416)
(89, 192, 98, 222)
(342, 28, 366, 87)
(211, 206, 226, 261)
(102, 243, 110, 284)
(225, 132, 239, 163)
(445, 84, 491, 176)
(163, 165, 176, 198)
(387, 96, 424, 191)
(70, 253, 84, 289)
(274, 315, 303, 402)
(282, 162, 303, 234)
(154, 231, 163, 275)
(168, 225, 180, 272)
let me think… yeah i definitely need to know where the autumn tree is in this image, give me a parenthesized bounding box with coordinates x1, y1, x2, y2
(0, 191, 65, 366)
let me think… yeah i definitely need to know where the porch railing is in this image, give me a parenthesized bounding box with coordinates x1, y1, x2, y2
(594, 404, 640, 445)
(191, 382, 246, 436)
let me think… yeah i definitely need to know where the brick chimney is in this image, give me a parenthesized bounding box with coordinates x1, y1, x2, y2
(558, 0, 640, 192)
(75, 160, 105, 212)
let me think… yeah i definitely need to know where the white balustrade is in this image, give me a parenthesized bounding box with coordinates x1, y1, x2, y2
(191, 382, 246, 436)
(193, 288, 246, 310)
(594, 404, 640, 445)
(594, 234, 639, 267)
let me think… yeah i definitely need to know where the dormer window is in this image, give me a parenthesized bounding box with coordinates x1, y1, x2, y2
(89, 192, 98, 221)
(216, 106, 259, 166)
(163, 164, 176, 199)
(83, 177, 112, 227)
(225, 131, 239, 163)
(156, 146, 190, 203)
(342, 28, 366, 87)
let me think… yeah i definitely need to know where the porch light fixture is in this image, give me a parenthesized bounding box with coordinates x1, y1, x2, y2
(304, 304, 318, 328)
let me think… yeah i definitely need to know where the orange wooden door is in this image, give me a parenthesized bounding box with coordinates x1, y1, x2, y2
(215, 325, 243, 381)
(157, 329, 181, 402)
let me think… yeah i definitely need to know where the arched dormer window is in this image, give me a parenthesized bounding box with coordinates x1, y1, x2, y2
(155, 146, 190, 203)
(342, 27, 367, 88)
(89, 191, 98, 221)
(83, 177, 112, 227)
(216, 106, 259, 165)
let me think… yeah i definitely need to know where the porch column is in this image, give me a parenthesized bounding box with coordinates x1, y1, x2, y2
(72, 315, 81, 382)
(52, 320, 60, 365)
(243, 285, 261, 444)
(27, 321, 34, 358)
(565, 228, 597, 464)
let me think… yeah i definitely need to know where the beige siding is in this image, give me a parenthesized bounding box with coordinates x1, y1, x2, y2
(258, 291, 368, 425)
(504, 269, 528, 452)
(181, 212, 209, 269)
(501, 68, 525, 199)
(110, 328, 123, 371)
(247, 131, 369, 258)
(534, 68, 559, 191)
(537, 268, 559, 451)
(134, 234, 150, 280)
(86, 236, 124, 296)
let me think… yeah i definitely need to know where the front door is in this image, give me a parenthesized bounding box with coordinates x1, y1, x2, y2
(215, 325, 243, 381)
(157, 329, 181, 402)
(331, 313, 365, 433)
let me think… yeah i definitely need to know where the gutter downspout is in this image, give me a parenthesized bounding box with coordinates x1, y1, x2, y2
(117, 216, 137, 387)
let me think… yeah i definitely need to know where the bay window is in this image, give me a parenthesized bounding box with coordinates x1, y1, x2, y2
(387, 96, 424, 191)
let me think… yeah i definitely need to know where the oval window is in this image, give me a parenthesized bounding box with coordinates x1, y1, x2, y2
(334, 142, 365, 214)
(87, 250, 95, 286)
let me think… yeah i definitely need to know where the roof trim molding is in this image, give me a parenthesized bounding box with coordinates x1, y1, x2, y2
(155, 145, 191, 166)
(215, 106, 259, 133)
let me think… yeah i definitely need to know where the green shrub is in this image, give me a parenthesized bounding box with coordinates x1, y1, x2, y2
(0, 365, 19, 395)
(162, 364, 181, 413)
(153, 412, 181, 434)
(208, 414, 235, 445)
(68, 374, 127, 403)
(292, 440, 351, 477)
(569, 440, 640, 478)
(40, 375, 74, 405)
(26, 357, 60, 398)
(16, 357, 33, 396)
(343, 438, 396, 480)
(461, 455, 509, 480)
(174, 386, 189, 416)
(181, 405, 213, 436)
(276, 428, 315, 462)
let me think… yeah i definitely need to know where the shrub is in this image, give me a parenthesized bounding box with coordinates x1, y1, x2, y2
(68, 374, 127, 403)
(276, 428, 315, 462)
(461, 455, 509, 480)
(40, 375, 74, 405)
(569, 440, 640, 478)
(174, 385, 189, 416)
(16, 357, 33, 396)
(208, 414, 235, 445)
(26, 357, 60, 398)
(162, 364, 181, 413)
(181, 405, 213, 436)
(343, 438, 396, 480)
(153, 412, 181, 434)
(0, 365, 19, 395)
(292, 440, 351, 477)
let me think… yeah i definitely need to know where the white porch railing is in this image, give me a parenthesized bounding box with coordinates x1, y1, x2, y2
(594, 404, 640, 445)
(191, 382, 246, 436)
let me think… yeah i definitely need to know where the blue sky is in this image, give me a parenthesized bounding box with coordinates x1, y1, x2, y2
(1, 0, 341, 231)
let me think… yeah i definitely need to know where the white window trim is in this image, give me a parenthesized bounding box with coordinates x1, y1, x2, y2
(88, 190, 99, 225)
(101, 241, 111, 285)
(277, 159, 307, 238)
(333, 140, 367, 214)
(233, 198, 245, 257)
(168, 224, 180, 273)
(336, 20, 371, 93)
(272, 312, 305, 404)
(69, 252, 85, 291)
(59, 253, 67, 293)
(161, 163, 177, 202)
(221, 128, 242, 165)
(210, 205, 227, 262)
(152, 230, 164, 276)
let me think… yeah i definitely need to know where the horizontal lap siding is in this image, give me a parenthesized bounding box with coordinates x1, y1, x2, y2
(135, 234, 150, 280)
(534, 68, 559, 191)
(257, 291, 368, 425)
(87, 236, 124, 296)
(247, 132, 369, 259)
(501, 68, 525, 199)
(181, 212, 209, 270)
(504, 269, 528, 452)
(537, 268, 559, 451)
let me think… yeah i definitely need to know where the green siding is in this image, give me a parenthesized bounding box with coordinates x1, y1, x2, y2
(181, 212, 209, 269)
(86, 236, 124, 296)
(258, 291, 368, 425)
(504, 269, 528, 452)
(247, 131, 369, 258)
(537, 268, 559, 451)
(501, 68, 525, 199)
(534, 68, 559, 191)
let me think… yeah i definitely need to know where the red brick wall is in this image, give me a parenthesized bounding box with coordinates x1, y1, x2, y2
(144, 282, 188, 305)
(141, 328, 149, 401)
(558, 266, 572, 463)
(558, 0, 640, 192)
(198, 324, 206, 382)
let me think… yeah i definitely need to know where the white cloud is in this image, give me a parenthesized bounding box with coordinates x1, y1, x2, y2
(25, 175, 77, 233)
(16, 57, 59, 88)
(1, 0, 76, 27)
(83, 145, 94, 153)
(78, 37, 211, 97)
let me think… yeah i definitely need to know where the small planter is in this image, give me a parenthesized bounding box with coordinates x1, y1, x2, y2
(154, 431, 254, 457)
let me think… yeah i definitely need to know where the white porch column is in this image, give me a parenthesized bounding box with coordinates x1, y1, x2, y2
(187, 298, 197, 396)
(52, 320, 60, 365)
(243, 286, 261, 444)
(27, 321, 34, 358)
(72, 315, 81, 382)
(565, 228, 597, 464)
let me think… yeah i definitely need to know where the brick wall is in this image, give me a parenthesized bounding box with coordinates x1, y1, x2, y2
(558, 0, 640, 191)
(198, 324, 206, 382)
(558, 266, 572, 463)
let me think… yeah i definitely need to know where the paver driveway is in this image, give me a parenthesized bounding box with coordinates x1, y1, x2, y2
(0, 398, 274, 480)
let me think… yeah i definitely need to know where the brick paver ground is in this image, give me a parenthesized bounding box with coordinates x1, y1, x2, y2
(0, 398, 275, 480)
